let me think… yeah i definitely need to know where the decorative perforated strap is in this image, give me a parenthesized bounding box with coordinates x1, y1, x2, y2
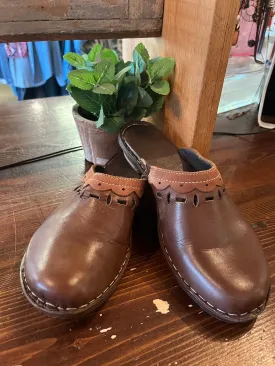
(149, 163, 223, 194)
(82, 167, 145, 197)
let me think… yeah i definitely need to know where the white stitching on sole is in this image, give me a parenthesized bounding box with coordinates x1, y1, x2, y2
(159, 232, 265, 318)
(22, 248, 130, 312)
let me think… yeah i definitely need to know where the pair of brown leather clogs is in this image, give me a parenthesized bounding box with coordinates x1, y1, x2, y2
(20, 121, 270, 323)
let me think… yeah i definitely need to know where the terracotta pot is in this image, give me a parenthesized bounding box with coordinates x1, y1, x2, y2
(72, 104, 120, 165)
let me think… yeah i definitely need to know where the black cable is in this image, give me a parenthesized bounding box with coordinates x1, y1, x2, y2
(214, 127, 275, 136)
(258, 7, 271, 53)
(254, 0, 265, 64)
(0, 146, 83, 171)
(1, 128, 274, 171)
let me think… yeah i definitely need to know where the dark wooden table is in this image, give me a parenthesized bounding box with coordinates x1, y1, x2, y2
(0, 97, 275, 366)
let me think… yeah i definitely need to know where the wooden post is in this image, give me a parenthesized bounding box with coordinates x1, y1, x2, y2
(123, 0, 238, 155)
(162, 0, 238, 155)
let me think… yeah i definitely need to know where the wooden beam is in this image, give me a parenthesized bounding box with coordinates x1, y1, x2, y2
(129, 0, 164, 19)
(0, 0, 129, 22)
(0, 19, 162, 42)
(0, 0, 163, 41)
(162, 0, 239, 155)
(123, 1, 238, 155)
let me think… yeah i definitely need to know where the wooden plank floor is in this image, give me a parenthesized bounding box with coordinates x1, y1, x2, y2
(0, 97, 275, 366)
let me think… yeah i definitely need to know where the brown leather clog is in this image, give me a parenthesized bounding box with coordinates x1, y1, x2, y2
(20, 153, 145, 319)
(119, 121, 270, 323)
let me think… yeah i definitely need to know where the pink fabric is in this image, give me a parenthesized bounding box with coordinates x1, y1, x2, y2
(231, 4, 257, 56)
(4, 43, 28, 58)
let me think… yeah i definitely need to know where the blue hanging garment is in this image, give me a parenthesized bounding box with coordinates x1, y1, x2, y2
(9, 41, 63, 88)
(0, 44, 26, 99)
(0, 41, 85, 100)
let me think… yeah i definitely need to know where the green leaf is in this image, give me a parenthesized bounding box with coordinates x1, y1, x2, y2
(92, 83, 116, 95)
(63, 52, 86, 69)
(115, 65, 131, 82)
(66, 83, 72, 92)
(88, 44, 102, 62)
(150, 56, 162, 64)
(150, 80, 170, 95)
(84, 61, 94, 69)
(68, 70, 96, 90)
(101, 95, 117, 116)
(134, 43, 149, 62)
(117, 82, 139, 115)
(147, 57, 162, 76)
(112, 108, 126, 117)
(133, 43, 149, 75)
(137, 87, 153, 107)
(133, 49, 146, 74)
(81, 54, 94, 70)
(127, 107, 146, 121)
(70, 87, 101, 115)
(124, 75, 138, 84)
(128, 62, 135, 76)
(94, 59, 115, 85)
(150, 57, 175, 81)
(96, 106, 105, 128)
(135, 62, 141, 86)
(115, 60, 132, 74)
(140, 71, 149, 88)
(70, 87, 116, 117)
(101, 49, 119, 64)
(101, 115, 125, 134)
(145, 88, 165, 116)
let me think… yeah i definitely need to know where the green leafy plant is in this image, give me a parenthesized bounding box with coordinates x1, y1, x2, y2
(64, 43, 175, 133)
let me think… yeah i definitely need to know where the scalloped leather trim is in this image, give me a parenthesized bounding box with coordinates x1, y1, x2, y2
(82, 166, 146, 198)
(149, 165, 223, 194)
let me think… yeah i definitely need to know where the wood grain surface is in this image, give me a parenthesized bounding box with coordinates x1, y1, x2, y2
(0, 0, 163, 41)
(161, 0, 239, 156)
(0, 97, 275, 365)
(0, 97, 78, 167)
(129, 0, 164, 19)
(0, 1, 129, 22)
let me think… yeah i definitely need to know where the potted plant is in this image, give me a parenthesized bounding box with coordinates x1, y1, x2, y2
(64, 43, 175, 165)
